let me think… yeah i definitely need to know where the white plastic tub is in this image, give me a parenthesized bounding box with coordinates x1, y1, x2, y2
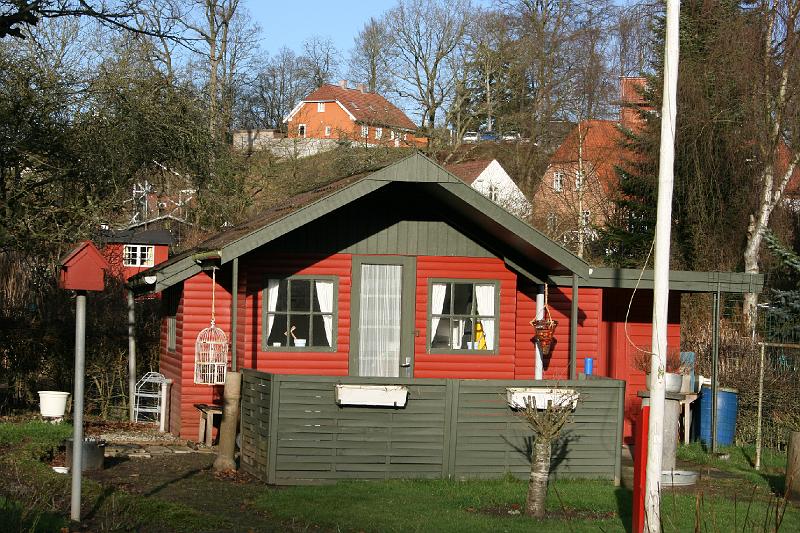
(38, 391, 70, 418)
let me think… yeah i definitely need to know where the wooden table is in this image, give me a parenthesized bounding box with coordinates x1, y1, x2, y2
(194, 403, 223, 446)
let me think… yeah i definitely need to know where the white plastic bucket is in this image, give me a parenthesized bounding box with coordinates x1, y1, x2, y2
(38, 391, 70, 418)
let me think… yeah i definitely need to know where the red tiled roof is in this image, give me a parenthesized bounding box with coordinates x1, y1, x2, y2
(304, 84, 418, 131)
(444, 159, 493, 185)
(620, 77, 648, 105)
(550, 120, 623, 164)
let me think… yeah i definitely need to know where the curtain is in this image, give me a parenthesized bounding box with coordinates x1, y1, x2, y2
(475, 284, 495, 350)
(266, 279, 280, 337)
(315, 280, 334, 347)
(452, 320, 465, 349)
(430, 283, 447, 342)
(359, 264, 402, 377)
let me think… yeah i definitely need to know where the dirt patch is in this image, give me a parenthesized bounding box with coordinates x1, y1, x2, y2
(84, 453, 299, 532)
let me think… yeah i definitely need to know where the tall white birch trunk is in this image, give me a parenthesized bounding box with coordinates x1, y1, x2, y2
(644, 1, 680, 531)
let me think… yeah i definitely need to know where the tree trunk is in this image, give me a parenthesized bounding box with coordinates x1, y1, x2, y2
(526, 439, 551, 518)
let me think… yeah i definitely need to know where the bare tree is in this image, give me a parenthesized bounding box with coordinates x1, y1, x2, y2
(348, 17, 393, 94)
(300, 35, 340, 88)
(385, 0, 471, 133)
(743, 0, 800, 328)
(515, 390, 579, 518)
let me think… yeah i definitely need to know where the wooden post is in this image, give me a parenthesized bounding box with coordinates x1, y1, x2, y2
(231, 258, 238, 372)
(569, 275, 578, 380)
(787, 432, 800, 502)
(213, 371, 242, 472)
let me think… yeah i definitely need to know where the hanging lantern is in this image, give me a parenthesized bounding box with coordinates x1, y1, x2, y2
(194, 267, 229, 385)
(531, 284, 558, 357)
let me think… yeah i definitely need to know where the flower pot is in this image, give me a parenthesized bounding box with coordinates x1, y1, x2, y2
(533, 319, 558, 356)
(294, 339, 307, 347)
(646, 373, 683, 393)
(65, 438, 105, 471)
(38, 391, 70, 418)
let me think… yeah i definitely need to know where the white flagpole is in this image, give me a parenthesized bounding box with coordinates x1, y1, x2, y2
(644, 0, 680, 531)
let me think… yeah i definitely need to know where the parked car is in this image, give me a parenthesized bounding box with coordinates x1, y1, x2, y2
(462, 131, 479, 143)
(480, 132, 498, 142)
(501, 131, 521, 142)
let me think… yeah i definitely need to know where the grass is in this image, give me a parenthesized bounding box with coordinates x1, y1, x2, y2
(253, 476, 800, 533)
(677, 442, 787, 488)
(0, 420, 229, 532)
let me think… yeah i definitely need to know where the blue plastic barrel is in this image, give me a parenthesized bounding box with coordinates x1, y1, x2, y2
(698, 385, 738, 446)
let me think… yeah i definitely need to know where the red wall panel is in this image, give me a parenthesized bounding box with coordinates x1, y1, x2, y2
(413, 256, 517, 379)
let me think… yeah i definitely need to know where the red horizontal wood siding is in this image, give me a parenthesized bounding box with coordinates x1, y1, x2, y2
(601, 288, 681, 442)
(242, 253, 351, 376)
(515, 281, 603, 380)
(413, 256, 517, 379)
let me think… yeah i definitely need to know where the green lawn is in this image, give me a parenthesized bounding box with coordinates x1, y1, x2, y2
(253, 476, 799, 533)
(677, 442, 787, 489)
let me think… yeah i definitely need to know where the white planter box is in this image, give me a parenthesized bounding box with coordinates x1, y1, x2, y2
(335, 385, 409, 407)
(506, 388, 578, 410)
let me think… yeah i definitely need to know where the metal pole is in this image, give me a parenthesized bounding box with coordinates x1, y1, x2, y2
(569, 274, 578, 380)
(756, 343, 765, 470)
(70, 292, 86, 522)
(535, 285, 544, 380)
(711, 285, 721, 453)
(127, 290, 136, 422)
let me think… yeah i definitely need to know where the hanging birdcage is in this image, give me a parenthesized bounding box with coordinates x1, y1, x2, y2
(194, 266, 229, 385)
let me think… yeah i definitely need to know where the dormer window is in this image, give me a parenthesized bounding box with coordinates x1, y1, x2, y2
(317, 102, 325, 112)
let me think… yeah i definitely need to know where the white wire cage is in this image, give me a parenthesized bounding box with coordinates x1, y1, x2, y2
(194, 320, 229, 385)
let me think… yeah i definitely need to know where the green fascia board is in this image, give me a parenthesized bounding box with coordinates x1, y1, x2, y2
(550, 268, 764, 293)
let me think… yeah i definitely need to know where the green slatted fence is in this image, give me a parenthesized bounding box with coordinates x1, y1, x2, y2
(240, 370, 624, 485)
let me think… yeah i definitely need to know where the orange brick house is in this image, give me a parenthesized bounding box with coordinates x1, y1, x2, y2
(284, 81, 424, 146)
(535, 77, 647, 254)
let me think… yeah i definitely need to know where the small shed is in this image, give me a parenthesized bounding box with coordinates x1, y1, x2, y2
(127, 153, 763, 444)
(59, 241, 110, 291)
(99, 228, 173, 281)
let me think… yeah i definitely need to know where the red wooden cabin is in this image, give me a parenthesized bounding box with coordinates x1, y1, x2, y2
(128, 154, 761, 442)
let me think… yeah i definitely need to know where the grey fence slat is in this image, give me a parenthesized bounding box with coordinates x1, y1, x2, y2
(239, 370, 624, 485)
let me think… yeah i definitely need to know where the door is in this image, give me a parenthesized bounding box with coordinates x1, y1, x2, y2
(351, 256, 416, 377)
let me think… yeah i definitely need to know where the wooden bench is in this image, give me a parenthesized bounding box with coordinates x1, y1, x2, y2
(194, 403, 223, 446)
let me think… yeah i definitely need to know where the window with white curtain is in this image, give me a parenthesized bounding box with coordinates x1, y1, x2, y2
(263, 277, 336, 350)
(429, 280, 498, 352)
(123, 244, 154, 267)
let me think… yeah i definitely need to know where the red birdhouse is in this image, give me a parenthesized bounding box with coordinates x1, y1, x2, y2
(59, 241, 110, 292)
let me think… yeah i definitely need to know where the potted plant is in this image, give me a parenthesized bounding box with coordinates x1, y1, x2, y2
(530, 286, 558, 357)
(634, 350, 688, 393)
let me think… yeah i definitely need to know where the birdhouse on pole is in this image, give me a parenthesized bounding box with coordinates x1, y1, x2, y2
(59, 241, 110, 291)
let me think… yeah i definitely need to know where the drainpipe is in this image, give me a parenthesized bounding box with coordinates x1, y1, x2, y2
(569, 275, 579, 380)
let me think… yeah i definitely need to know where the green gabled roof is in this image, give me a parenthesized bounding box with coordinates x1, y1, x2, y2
(127, 152, 762, 296)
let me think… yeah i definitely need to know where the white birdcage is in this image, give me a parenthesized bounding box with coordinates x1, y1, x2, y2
(194, 267, 229, 385)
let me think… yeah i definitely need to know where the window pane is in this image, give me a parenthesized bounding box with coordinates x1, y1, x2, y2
(311, 314, 332, 348)
(452, 318, 471, 349)
(431, 318, 451, 349)
(274, 279, 289, 312)
(453, 283, 473, 315)
(290, 279, 311, 312)
(267, 314, 288, 347)
(289, 315, 310, 347)
(475, 319, 495, 350)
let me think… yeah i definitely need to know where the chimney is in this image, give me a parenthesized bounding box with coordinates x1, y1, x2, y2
(338, 79, 348, 89)
(357, 83, 367, 93)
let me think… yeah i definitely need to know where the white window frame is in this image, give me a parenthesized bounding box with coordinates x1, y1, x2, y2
(361, 125, 369, 138)
(390, 130, 396, 140)
(553, 171, 563, 192)
(325, 126, 332, 137)
(581, 209, 591, 228)
(123, 245, 154, 267)
(298, 124, 306, 138)
(375, 127, 383, 140)
(317, 102, 325, 112)
(487, 183, 499, 202)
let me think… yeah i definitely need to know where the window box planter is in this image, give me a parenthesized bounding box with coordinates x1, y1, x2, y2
(335, 384, 409, 407)
(506, 387, 578, 410)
